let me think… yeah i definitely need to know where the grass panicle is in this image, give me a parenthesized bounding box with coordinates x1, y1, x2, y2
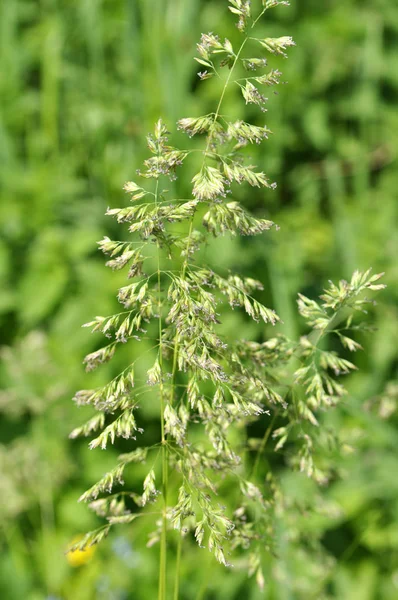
(71, 1, 386, 597)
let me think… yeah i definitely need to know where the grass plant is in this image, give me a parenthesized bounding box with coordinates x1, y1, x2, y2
(69, 3, 387, 598)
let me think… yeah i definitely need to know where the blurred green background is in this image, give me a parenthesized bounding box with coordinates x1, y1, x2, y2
(0, 0, 397, 598)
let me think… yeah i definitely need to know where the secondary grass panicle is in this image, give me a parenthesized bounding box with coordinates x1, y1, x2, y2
(70, 1, 385, 596)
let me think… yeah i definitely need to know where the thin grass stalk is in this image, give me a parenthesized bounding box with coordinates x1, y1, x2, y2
(169, 30, 254, 594)
(169, 9, 257, 391)
(250, 410, 279, 479)
(155, 176, 168, 600)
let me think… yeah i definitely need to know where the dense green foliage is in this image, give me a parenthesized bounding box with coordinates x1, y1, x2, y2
(0, 1, 397, 599)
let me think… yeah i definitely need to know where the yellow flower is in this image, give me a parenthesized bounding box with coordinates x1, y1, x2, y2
(66, 536, 96, 567)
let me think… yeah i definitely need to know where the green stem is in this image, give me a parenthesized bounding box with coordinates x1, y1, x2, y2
(159, 438, 168, 600)
(156, 177, 168, 600)
(169, 218, 194, 396)
(169, 35, 250, 401)
(251, 410, 279, 479)
(170, 15, 265, 597)
(203, 37, 248, 159)
(252, 8, 267, 29)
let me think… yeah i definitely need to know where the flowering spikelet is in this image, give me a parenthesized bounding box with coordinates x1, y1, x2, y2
(192, 166, 226, 200)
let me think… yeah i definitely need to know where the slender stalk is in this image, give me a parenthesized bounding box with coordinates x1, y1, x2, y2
(155, 177, 168, 600)
(171, 33, 250, 384)
(220, 42, 247, 110)
(169, 18, 267, 594)
(170, 218, 193, 396)
(251, 410, 279, 479)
